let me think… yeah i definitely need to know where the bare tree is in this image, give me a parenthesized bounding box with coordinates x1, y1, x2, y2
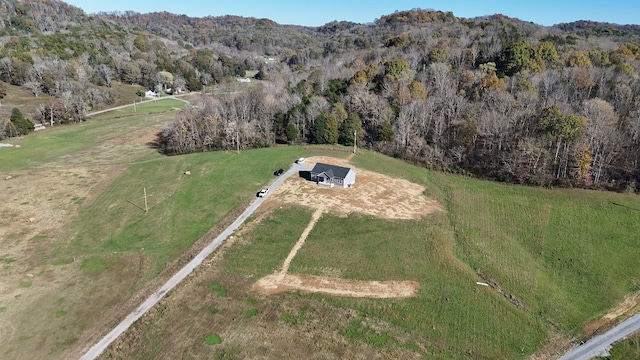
(583, 98, 620, 183)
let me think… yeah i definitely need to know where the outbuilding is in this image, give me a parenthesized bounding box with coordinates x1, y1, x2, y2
(310, 162, 356, 188)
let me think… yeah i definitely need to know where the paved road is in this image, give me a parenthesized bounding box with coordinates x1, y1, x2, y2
(85, 95, 190, 117)
(80, 163, 302, 360)
(558, 313, 640, 359)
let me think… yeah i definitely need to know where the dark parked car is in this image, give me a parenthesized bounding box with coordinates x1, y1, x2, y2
(274, 168, 284, 176)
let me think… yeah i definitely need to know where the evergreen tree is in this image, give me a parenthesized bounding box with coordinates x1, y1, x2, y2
(311, 114, 327, 144)
(9, 107, 34, 135)
(323, 114, 339, 144)
(285, 123, 298, 143)
(339, 113, 362, 146)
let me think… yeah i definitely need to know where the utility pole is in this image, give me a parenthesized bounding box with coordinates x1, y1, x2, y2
(236, 131, 240, 154)
(143, 187, 148, 213)
(133, 101, 136, 113)
(353, 130, 357, 154)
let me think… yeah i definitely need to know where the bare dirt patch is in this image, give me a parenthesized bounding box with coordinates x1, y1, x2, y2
(252, 155, 439, 299)
(267, 156, 443, 220)
(254, 273, 420, 298)
(582, 290, 640, 336)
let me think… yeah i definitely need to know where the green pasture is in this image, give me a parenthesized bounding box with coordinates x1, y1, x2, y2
(57, 144, 305, 281)
(605, 332, 640, 359)
(3, 97, 640, 359)
(0, 98, 186, 171)
(220, 149, 640, 358)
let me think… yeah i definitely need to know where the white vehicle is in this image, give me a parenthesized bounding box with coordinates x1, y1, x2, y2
(257, 188, 269, 197)
(295, 157, 306, 164)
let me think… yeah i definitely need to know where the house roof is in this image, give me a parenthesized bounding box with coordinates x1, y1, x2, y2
(310, 162, 352, 179)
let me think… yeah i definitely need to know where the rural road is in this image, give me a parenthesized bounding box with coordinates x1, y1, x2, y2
(557, 312, 640, 359)
(85, 95, 190, 117)
(79, 163, 303, 360)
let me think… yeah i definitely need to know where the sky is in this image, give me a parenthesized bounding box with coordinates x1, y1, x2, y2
(63, 0, 640, 27)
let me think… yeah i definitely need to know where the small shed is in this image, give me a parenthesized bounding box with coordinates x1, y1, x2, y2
(310, 162, 356, 188)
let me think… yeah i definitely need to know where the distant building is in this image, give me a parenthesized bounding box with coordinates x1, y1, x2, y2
(236, 77, 251, 83)
(310, 162, 356, 188)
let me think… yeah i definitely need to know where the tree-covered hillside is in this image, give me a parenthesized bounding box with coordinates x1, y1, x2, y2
(2, 1, 640, 191)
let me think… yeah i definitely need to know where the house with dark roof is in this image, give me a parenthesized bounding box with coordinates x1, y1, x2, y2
(309, 162, 356, 188)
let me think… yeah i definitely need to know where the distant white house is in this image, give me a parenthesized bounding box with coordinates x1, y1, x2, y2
(145, 90, 158, 98)
(34, 123, 45, 131)
(310, 163, 356, 188)
(236, 77, 251, 83)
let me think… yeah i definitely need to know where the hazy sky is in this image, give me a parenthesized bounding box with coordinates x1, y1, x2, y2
(63, 0, 640, 27)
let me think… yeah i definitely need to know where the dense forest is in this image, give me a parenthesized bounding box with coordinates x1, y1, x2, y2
(2, 0, 640, 191)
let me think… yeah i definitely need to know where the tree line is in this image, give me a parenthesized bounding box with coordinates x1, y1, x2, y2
(2, 2, 640, 191)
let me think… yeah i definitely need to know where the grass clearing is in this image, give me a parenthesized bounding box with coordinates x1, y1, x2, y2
(209, 283, 227, 297)
(204, 333, 222, 345)
(606, 332, 640, 359)
(3, 93, 640, 359)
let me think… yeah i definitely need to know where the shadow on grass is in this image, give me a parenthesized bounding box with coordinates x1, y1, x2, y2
(611, 202, 640, 212)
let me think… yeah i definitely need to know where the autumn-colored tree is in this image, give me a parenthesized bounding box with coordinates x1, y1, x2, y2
(474, 71, 505, 99)
(365, 63, 380, 82)
(533, 42, 559, 65)
(537, 105, 587, 177)
(499, 41, 533, 76)
(385, 33, 411, 48)
(409, 81, 427, 100)
(610, 44, 634, 64)
(384, 59, 411, 81)
(429, 42, 449, 63)
(538, 105, 586, 143)
(577, 146, 592, 184)
(350, 70, 368, 88)
(567, 50, 593, 68)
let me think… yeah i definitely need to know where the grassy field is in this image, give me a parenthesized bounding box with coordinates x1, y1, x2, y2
(1, 98, 306, 359)
(2, 99, 640, 359)
(101, 148, 640, 359)
(606, 332, 640, 359)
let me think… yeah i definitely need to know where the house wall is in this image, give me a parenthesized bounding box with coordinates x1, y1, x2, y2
(310, 169, 356, 188)
(343, 170, 356, 188)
